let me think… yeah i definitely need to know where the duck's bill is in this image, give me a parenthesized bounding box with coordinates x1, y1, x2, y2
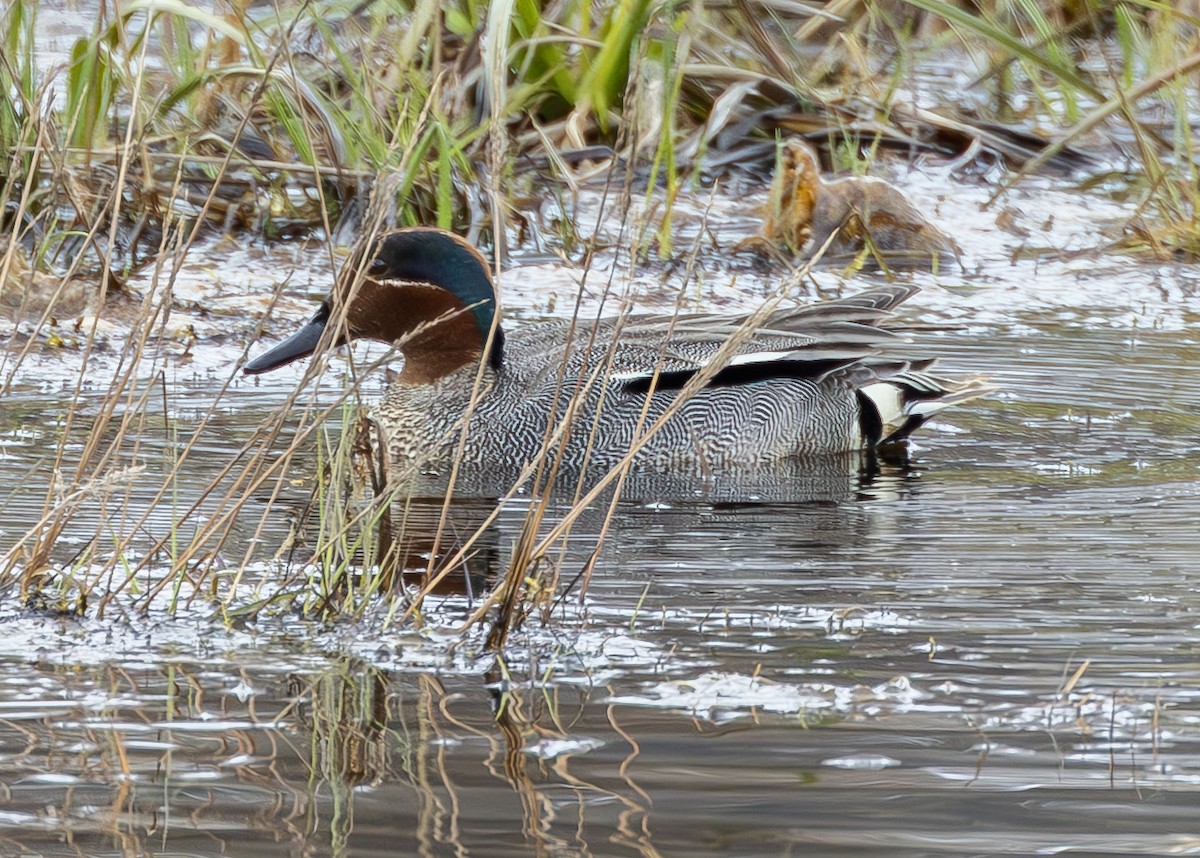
(243, 304, 331, 375)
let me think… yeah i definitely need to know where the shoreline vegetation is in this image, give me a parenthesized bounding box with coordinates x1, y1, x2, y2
(2, 0, 1198, 638)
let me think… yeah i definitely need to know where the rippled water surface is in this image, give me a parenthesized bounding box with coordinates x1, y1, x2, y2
(4, 319, 1200, 857)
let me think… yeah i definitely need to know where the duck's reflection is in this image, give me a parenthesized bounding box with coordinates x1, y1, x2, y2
(381, 446, 921, 601)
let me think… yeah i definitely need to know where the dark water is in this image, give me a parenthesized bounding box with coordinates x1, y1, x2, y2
(2, 322, 1200, 857)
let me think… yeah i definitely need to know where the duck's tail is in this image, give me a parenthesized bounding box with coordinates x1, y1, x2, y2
(858, 371, 995, 447)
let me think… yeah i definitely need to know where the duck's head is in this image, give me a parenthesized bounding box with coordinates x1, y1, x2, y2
(762, 138, 821, 253)
(244, 228, 503, 383)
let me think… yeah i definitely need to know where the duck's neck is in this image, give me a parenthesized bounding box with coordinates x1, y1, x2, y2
(398, 323, 486, 385)
(386, 287, 500, 386)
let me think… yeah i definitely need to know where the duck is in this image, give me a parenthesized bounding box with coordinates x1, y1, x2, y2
(0, 237, 93, 319)
(244, 227, 986, 479)
(756, 138, 961, 268)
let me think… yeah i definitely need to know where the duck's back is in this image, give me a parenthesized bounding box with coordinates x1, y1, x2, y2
(377, 308, 893, 477)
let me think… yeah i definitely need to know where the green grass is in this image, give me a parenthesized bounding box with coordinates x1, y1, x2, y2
(6, 0, 1200, 261)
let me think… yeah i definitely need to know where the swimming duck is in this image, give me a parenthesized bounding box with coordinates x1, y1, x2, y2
(244, 228, 984, 477)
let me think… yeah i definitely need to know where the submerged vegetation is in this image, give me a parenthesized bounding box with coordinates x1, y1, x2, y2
(2, 0, 1200, 644)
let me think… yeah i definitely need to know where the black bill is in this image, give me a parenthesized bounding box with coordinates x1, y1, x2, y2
(243, 302, 332, 375)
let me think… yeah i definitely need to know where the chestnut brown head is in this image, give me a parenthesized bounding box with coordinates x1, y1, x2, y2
(244, 228, 504, 379)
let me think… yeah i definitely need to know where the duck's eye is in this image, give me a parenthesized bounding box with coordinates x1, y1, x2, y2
(367, 256, 387, 276)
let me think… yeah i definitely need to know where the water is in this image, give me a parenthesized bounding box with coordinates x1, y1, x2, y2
(3, 318, 1200, 856)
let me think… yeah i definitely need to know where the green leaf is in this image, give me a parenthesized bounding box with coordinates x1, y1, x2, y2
(580, 0, 653, 128)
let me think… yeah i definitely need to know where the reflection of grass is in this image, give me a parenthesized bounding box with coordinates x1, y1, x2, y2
(294, 659, 394, 850)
